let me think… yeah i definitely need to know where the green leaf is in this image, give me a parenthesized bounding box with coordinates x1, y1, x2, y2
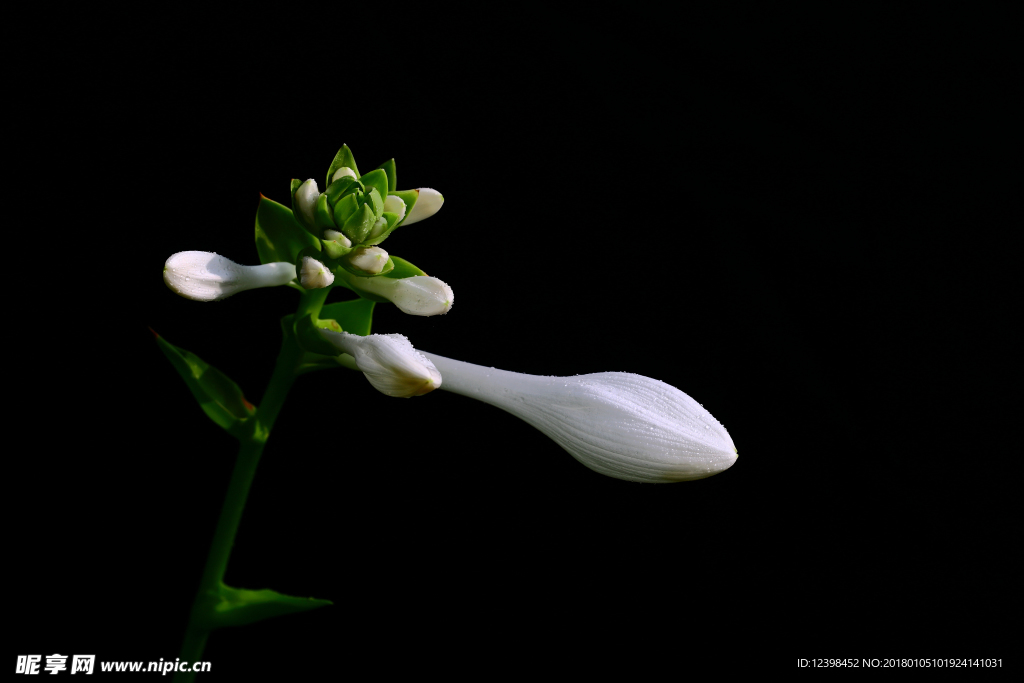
(320, 297, 375, 335)
(343, 203, 376, 244)
(359, 169, 389, 208)
(362, 211, 400, 246)
(389, 189, 419, 225)
(377, 158, 397, 194)
(326, 144, 359, 188)
(325, 176, 358, 206)
(152, 330, 256, 434)
(383, 255, 428, 279)
(314, 193, 336, 232)
(367, 187, 384, 221)
(332, 191, 360, 227)
(255, 195, 319, 265)
(208, 583, 332, 629)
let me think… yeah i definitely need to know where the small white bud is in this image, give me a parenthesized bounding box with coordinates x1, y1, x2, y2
(295, 179, 319, 227)
(353, 275, 453, 316)
(323, 229, 352, 247)
(319, 331, 441, 397)
(346, 246, 389, 275)
(299, 256, 335, 289)
(401, 188, 443, 226)
(331, 167, 358, 182)
(163, 251, 296, 302)
(383, 194, 406, 222)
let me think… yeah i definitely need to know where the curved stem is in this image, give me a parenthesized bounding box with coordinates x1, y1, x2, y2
(174, 315, 303, 682)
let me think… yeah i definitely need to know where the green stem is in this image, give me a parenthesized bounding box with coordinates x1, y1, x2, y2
(174, 294, 320, 681)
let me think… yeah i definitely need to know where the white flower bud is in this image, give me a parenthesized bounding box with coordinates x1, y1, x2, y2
(323, 229, 352, 247)
(299, 256, 335, 289)
(383, 194, 406, 222)
(295, 178, 319, 227)
(331, 167, 358, 182)
(422, 353, 738, 483)
(401, 188, 443, 226)
(353, 275, 453, 316)
(346, 246, 389, 275)
(320, 331, 441, 397)
(163, 251, 296, 302)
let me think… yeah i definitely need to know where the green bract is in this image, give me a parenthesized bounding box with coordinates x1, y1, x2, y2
(289, 145, 423, 279)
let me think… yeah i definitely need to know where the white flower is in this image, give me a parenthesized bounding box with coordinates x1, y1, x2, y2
(350, 275, 453, 316)
(320, 331, 441, 397)
(163, 251, 296, 302)
(401, 188, 443, 226)
(299, 256, 335, 289)
(422, 353, 738, 483)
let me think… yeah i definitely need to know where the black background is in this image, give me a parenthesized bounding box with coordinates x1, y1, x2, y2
(9, 10, 1015, 677)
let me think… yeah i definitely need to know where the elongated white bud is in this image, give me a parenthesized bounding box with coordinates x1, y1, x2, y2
(323, 229, 352, 247)
(295, 178, 319, 227)
(299, 256, 335, 289)
(423, 353, 738, 483)
(163, 251, 296, 302)
(320, 331, 441, 397)
(401, 188, 443, 226)
(353, 275, 453, 316)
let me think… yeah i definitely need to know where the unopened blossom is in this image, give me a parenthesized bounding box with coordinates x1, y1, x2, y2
(320, 331, 441, 397)
(350, 275, 453, 316)
(164, 251, 296, 302)
(422, 352, 738, 483)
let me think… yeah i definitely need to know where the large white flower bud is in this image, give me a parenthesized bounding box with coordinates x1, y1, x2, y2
(295, 178, 319, 227)
(163, 251, 296, 302)
(422, 353, 738, 483)
(401, 188, 443, 226)
(320, 331, 441, 397)
(352, 275, 453, 316)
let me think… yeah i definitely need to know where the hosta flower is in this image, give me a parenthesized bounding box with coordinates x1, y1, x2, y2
(320, 331, 441, 397)
(346, 275, 453, 316)
(164, 251, 296, 302)
(422, 353, 738, 483)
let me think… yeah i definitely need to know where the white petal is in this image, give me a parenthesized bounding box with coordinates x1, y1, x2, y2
(422, 353, 737, 483)
(331, 167, 357, 182)
(352, 275, 453, 316)
(320, 331, 441, 397)
(401, 188, 443, 226)
(163, 251, 296, 301)
(295, 179, 318, 226)
(346, 247, 389, 275)
(383, 194, 406, 222)
(299, 256, 335, 289)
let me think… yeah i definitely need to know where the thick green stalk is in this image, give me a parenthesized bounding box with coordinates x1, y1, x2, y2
(174, 289, 324, 681)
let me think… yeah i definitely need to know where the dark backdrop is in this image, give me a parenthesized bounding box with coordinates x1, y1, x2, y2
(10, 11, 1013, 677)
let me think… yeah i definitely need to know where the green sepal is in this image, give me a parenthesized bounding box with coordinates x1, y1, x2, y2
(204, 582, 332, 630)
(152, 331, 256, 437)
(377, 158, 397, 194)
(332, 191, 360, 227)
(290, 178, 303, 197)
(255, 195, 320, 266)
(359, 169, 389, 208)
(338, 252, 394, 278)
(343, 203, 376, 244)
(383, 255, 428, 279)
(320, 297, 375, 335)
(362, 212, 400, 246)
(367, 187, 384, 220)
(325, 176, 358, 206)
(389, 189, 419, 225)
(314, 193, 336, 231)
(321, 237, 354, 260)
(326, 144, 359, 188)
(294, 313, 343, 356)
